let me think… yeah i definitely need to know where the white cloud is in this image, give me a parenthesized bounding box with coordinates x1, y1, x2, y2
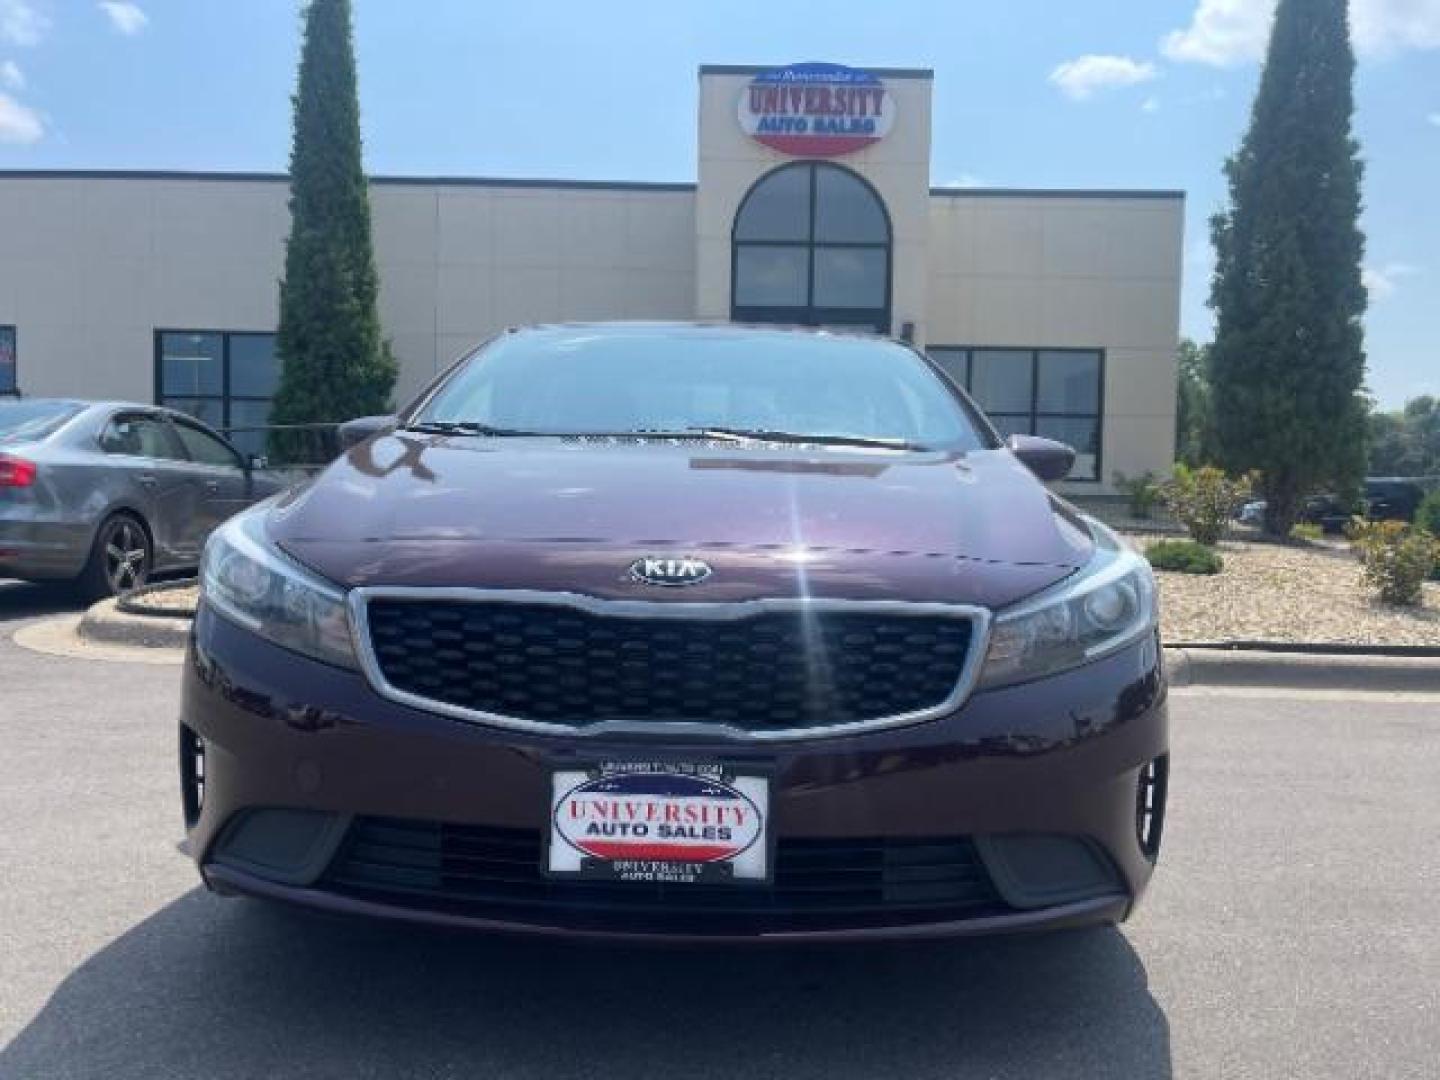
(0, 0, 49, 47)
(943, 173, 985, 188)
(1363, 261, 1421, 300)
(1162, 0, 1270, 66)
(1354, 0, 1440, 53)
(0, 89, 42, 142)
(1049, 54, 1158, 101)
(0, 59, 22, 90)
(1141, 96, 1161, 113)
(99, 1, 147, 36)
(1163, 0, 1440, 67)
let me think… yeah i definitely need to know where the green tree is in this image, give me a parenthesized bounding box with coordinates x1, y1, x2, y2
(1175, 338, 1211, 467)
(1207, 0, 1368, 535)
(1369, 395, 1440, 476)
(269, 0, 395, 463)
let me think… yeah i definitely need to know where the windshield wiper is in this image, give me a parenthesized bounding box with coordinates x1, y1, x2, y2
(690, 426, 926, 451)
(402, 420, 541, 437)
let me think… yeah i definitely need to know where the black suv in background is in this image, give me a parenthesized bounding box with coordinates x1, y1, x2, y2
(1303, 478, 1428, 533)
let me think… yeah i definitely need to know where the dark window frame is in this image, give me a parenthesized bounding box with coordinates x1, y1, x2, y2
(731, 162, 893, 335)
(926, 345, 1106, 482)
(153, 328, 277, 435)
(0, 325, 16, 396)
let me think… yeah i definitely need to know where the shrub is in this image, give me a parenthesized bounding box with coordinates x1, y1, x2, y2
(1348, 519, 1440, 606)
(1160, 464, 1253, 546)
(1113, 471, 1161, 519)
(1417, 490, 1440, 536)
(1145, 539, 1224, 575)
(1289, 522, 1323, 542)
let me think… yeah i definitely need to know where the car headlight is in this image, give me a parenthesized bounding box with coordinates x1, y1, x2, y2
(199, 505, 357, 669)
(978, 519, 1157, 690)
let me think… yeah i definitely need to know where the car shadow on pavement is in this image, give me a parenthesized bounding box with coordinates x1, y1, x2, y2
(0, 890, 1171, 1079)
(0, 578, 84, 623)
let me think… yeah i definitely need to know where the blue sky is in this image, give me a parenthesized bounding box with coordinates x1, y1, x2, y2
(0, 0, 1435, 407)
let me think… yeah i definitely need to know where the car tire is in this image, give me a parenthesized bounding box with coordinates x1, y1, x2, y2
(78, 513, 153, 599)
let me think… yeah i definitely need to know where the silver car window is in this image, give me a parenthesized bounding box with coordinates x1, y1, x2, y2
(99, 415, 183, 460)
(172, 420, 240, 468)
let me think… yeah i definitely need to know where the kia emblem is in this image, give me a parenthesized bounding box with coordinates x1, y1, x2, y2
(629, 556, 713, 587)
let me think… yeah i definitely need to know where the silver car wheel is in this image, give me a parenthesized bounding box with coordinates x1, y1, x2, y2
(103, 519, 149, 595)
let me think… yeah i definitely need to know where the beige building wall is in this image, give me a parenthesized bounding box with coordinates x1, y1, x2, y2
(927, 193, 1184, 488)
(0, 175, 289, 403)
(0, 174, 696, 407)
(372, 181, 695, 402)
(694, 68, 932, 337)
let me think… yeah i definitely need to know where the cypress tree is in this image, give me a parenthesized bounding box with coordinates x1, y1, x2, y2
(1207, 0, 1367, 535)
(269, 0, 395, 461)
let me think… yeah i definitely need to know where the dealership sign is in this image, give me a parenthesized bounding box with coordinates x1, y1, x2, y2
(738, 62, 894, 157)
(548, 764, 769, 884)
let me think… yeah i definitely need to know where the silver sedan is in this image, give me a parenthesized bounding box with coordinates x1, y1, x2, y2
(0, 399, 288, 596)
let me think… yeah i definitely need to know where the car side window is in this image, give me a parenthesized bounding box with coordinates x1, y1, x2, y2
(172, 420, 240, 468)
(99, 415, 185, 460)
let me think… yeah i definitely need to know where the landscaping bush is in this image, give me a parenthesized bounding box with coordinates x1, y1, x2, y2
(1112, 470, 1161, 519)
(1348, 519, 1440, 606)
(1417, 490, 1440, 536)
(1289, 522, 1323, 542)
(1145, 539, 1224, 575)
(1160, 465, 1253, 546)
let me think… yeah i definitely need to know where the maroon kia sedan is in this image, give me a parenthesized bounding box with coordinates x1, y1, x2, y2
(181, 323, 1168, 941)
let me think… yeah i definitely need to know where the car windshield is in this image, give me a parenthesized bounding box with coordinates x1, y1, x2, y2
(0, 400, 82, 444)
(415, 327, 992, 451)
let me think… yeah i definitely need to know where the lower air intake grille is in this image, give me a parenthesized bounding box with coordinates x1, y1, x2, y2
(323, 817, 1010, 934)
(362, 598, 976, 733)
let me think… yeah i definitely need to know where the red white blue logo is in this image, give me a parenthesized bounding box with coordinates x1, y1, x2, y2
(738, 62, 895, 158)
(553, 771, 763, 864)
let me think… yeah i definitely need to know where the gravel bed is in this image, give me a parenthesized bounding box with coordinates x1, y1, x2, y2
(1123, 533, 1440, 646)
(119, 582, 199, 617)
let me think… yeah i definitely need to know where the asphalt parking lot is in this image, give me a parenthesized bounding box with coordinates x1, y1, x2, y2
(1, 577, 1437, 1079)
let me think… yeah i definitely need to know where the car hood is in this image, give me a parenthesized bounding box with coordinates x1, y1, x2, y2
(268, 435, 1094, 610)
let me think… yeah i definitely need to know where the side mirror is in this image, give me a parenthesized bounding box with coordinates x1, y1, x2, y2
(337, 414, 397, 451)
(1006, 434, 1076, 482)
(245, 453, 269, 471)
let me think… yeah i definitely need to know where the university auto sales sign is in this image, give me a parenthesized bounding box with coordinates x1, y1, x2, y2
(738, 62, 895, 157)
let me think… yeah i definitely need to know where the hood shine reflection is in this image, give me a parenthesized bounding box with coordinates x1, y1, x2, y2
(268, 435, 1092, 609)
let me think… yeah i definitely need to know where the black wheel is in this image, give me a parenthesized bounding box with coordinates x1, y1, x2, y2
(80, 514, 152, 598)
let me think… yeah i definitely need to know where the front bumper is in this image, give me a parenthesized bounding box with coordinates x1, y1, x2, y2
(181, 605, 1169, 942)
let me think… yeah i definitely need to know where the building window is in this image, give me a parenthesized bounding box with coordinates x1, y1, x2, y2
(928, 346, 1104, 481)
(732, 162, 891, 334)
(156, 330, 278, 457)
(0, 326, 15, 395)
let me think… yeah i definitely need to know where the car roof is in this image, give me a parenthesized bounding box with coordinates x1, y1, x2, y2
(503, 320, 903, 346)
(3, 397, 152, 412)
(5, 398, 213, 420)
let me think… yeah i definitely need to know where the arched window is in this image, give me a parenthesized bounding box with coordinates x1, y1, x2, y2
(731, 162, 892, 334)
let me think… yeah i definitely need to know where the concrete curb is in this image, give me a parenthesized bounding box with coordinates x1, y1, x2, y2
(12, 614, 185, 665)
(77, 597, 191, 650)
(1165, 647, 1440, 692)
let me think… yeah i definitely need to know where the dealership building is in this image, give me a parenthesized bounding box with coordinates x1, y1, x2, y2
(0, 64, 1183, 489)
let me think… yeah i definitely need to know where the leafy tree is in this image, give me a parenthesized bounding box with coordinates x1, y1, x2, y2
(1175, 338, 1211, 467)
(1207, 0, 1368, 535)
(269, 0, 395, 463)
(1369, 395, 1440, 476)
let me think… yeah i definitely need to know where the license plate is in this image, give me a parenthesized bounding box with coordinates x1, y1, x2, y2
(547, 763, 769, 885)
